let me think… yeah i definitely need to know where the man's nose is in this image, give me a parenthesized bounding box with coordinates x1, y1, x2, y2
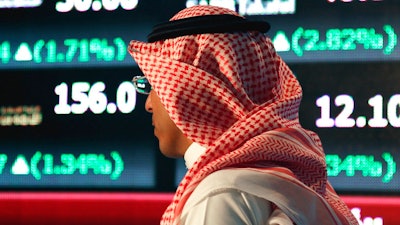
(144, 91, 153, 113)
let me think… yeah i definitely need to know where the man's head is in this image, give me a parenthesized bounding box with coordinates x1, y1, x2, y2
(129, 5, 301, 156)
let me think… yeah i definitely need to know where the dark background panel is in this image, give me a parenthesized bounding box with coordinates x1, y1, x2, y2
(0, 0, 399, 194)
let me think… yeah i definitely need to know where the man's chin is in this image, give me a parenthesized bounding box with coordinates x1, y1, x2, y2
(158, 144, 183, 158)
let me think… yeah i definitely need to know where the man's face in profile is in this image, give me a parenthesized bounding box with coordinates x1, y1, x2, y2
(144, 90, 192, 158)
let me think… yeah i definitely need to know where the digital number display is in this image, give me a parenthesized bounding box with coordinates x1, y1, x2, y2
(0, 1, 399, 194)
(54, 81, 136, 115)
(316, 94, 400, 128)
(293, 61, 400, 193)
(326, 153, 396, 184)
(0, 37, 128, 69)
(0, 67, 158, 189)
(55, 0, 139, 12)
(289, 25, 397, 57)
(1, 105, 42, 126)
(9, 151, 124, 180)
(185, 0, 296, 15)
(1, 1, 399, 69)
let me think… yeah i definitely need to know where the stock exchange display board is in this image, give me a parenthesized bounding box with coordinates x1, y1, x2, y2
(0, 0, 399, 194)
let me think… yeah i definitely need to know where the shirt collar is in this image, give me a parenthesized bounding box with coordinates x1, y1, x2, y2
(184, 142, 206, 169)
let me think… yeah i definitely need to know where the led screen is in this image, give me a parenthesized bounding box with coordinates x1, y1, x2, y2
(0, 0, 399, 194)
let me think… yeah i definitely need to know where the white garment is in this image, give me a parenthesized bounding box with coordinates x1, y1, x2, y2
(184, 142, 206, 169)
(181, 143, 293, 225)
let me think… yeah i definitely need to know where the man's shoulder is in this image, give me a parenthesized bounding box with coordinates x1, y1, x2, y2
(182, 168, 273, 220)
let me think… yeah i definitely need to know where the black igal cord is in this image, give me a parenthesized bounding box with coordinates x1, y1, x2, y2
(147, 14, 270, 42)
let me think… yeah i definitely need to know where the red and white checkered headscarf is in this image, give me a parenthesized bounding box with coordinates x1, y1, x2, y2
(129, 5, 357, 225)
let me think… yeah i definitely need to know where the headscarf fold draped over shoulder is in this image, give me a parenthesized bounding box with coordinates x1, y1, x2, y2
(129, 5, 358, 225)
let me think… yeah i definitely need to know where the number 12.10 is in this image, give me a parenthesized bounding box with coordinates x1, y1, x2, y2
(316, 94, 400, 128)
